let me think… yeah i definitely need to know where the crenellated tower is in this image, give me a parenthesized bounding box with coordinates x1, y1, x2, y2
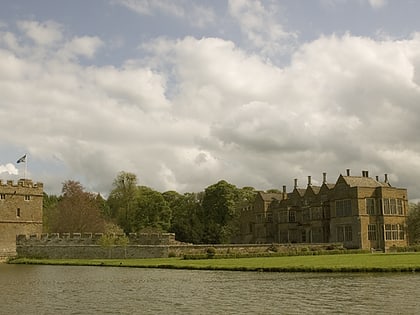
(0, 178, 43, 259)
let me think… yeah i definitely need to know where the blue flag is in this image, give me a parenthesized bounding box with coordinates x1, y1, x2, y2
(17, 154, 26, 163)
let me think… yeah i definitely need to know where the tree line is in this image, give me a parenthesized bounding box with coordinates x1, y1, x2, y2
(43, 171, 256, 244)
(43, 171, 420, 244)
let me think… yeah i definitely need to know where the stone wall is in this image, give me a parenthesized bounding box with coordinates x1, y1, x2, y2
(16, 233, 342, 259)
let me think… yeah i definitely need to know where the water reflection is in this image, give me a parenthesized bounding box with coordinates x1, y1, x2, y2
(1, 264, 419, 314)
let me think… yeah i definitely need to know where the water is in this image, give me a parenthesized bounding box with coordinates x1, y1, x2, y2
(0, 264, 419, 314)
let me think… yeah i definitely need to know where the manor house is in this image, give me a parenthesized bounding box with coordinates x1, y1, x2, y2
(0, 179, 43, 258)
(239, 170, 408, 250)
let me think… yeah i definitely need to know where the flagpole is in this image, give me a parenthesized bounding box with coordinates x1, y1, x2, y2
(24, 154, 27, 179)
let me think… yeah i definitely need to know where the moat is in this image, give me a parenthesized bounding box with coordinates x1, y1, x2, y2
(1, 264, 420, 314)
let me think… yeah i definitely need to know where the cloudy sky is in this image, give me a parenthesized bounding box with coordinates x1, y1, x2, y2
(1, 0, 420, 200)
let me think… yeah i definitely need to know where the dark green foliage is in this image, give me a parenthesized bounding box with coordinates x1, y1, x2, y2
(408, 203, 420, 244)
(164, 191, 203, 244)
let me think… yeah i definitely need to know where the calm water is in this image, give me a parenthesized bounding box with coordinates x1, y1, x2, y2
(1, 264, 419, 314)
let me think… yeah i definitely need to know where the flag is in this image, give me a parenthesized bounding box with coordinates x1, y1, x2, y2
(17, 154, 26, 164)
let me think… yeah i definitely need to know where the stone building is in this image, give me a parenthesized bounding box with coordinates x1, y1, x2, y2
(239, 170, 408, 250)
(0, 179, 43, 258)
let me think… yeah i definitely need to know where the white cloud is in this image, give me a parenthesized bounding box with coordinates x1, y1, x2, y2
(368, 0, 387, 9)
(0, 163, 18, 175)
(17, 20, 62, 46)
(228, 0, 297, 57)
(115, 0, 215, 27)
(2, 18, 420, 199)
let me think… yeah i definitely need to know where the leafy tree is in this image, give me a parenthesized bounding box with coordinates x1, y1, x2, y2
(407, 203, 420, 244)
(201, 180, 239, 244)
(50, 180, 106, 233)
(165, 191, 203, 243)
(131, 186, 171, 232)
(107, 171, 138, 233)
(42, 192, 60, 233)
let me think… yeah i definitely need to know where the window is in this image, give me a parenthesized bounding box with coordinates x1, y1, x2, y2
(279, 211, 287, 223)
(301, 230, 306, 242)
(336, 200, 352, 217)
(24, 195, 31, 201)
(366, 198, 375, 215)
(0, 194, 5, 200)
(311, 207, 322, 220)
(302, 208, 311, 222)
(289, 210, 296, 223)
(397, 200, 403, 215)
(398, 224, 405, 240)
(267, 212, 273, 223)
(368, 224, 377, 241)
(383, 199, 390, 214)
(16, 208, 21, 217)
(385, 224, 404, 240)
(383, 199, 403, 215)
(337, 225, 353, 242)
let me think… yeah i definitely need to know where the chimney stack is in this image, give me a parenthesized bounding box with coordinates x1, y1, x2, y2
(384, 174, 388, 183)
(376, 175, 379, 181)
(282, 185, 287, 200)
(294, 178, 298, 189)
(307, 176, 312, 187)
(323, 172, 327, 184)
(346, 169, 350, 176)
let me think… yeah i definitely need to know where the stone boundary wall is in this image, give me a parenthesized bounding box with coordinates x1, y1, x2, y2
(16, 233, 342, 259)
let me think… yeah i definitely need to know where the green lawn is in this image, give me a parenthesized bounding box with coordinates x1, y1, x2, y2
(9, 252, 420, 272)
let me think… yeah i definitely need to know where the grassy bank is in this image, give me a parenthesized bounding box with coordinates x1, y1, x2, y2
(9, 252, 420, 272)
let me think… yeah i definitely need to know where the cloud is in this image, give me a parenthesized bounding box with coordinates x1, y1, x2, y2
(1, 19, 420, 199)
(115, 0, 215, 27)
(17, 20, 63, 46)
(368, 0, 387, 9)
(228, 0, 297, 57)
(0, 164, 18, 175)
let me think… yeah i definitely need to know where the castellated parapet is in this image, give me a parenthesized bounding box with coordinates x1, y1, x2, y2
(0, 179, 43, 259)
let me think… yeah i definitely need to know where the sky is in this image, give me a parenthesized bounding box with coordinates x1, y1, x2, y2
(1, 0, 420, 200)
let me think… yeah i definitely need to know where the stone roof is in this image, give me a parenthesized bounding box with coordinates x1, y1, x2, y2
(259, 191, 283, 201)
(342, 176, 390, 188)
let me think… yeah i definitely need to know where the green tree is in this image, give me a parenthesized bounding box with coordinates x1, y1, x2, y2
(50, 180, 106, 233)
(107, 171, 138, 233)
(201, 180, 239, 244)
(131, 186, 171, 232)
(42, 192, 60, 233)
(165, 191, 203, 243)
(407, 203, 420, 244)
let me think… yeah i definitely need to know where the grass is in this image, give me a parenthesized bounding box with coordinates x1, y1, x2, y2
(8, 252, 420, 272)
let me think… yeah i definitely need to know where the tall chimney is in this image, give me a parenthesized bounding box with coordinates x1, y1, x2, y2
(384, 174, 388, 183)
(323, 172, 327, 184)
(294, 178, 298, 189)
(307, 176, 312, 187)
(365, 170, 369, 177)
(346, 169, 350, 176)
(282, 185, 287, 200)
(376, 175, 379, 181)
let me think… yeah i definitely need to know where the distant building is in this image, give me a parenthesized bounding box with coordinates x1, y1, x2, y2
(239, 170, 408, 250)
(0, 179, 43, 258)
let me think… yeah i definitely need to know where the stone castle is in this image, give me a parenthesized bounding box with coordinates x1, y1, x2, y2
(0, 170, 410, 259)
(0, 179, 43, 259)
(238, 170, 409, 251)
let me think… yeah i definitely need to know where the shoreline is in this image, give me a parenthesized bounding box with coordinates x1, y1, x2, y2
(8, 252, 420, 272)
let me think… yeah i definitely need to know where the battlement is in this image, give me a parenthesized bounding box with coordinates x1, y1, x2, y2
(16, 232, 177, 246)
(0, 179, 43, 189)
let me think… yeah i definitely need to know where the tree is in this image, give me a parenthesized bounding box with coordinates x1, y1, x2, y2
(107, 171, 138, 233)
(42, 192, 60, 233)
(131, 186, 171, 232)
(201, 180, 239, 244)
(407, 203, 420, 244)
(50, 180, 106, 233)
(165, 191, 203, 243)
